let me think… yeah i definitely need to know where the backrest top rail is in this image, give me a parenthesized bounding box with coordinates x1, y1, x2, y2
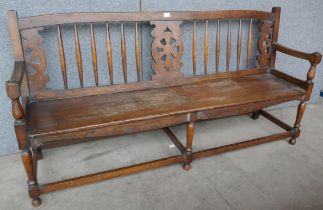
(17, 10, 274, 29)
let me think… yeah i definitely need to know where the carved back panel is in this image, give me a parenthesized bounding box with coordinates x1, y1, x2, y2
(21, 27, 49, 93)
(257, 20, 273, 67)
(150, 21, 184, 81)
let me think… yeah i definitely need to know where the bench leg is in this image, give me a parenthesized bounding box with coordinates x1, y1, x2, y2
(289, 101, 306, 145)
(251, 111, 260, 120)
(21, 149, 41, 207)
(183, 122, 195, 171)
(36, 146, 43, 160)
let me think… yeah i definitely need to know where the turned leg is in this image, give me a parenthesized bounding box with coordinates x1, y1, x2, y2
(251, 111, 260, 120)
(183, 122, 195, 171)
(289, 101, 306, 145)
(21, 149, 41, 207)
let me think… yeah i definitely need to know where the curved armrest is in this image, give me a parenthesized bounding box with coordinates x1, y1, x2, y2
(272, 43, 322, 101)
(6, 61, 26, 120)
(273, 43, 322, 65)
(6, 61, 26, 99)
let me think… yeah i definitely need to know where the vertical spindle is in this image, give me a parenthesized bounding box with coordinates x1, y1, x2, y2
(106, 22, 113, 85)
(216, 20, 220, 73)
(135, 22, 141, 82)
(192, 21, 197, 76)
(74, 23, 83, 87)
(90, 23, 98, 86)
(204, 20, 209, 75)
(226, 19, 231, 72)
(236, 19, 242, 71)
(57, 25, 67, 89)
(121, 22, 127, 83)
(247, 19, 253, 68)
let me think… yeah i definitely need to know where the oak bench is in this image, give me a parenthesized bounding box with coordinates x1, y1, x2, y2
(6, 7, 321, 206)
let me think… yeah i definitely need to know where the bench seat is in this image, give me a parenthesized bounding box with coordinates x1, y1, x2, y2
(27, 73, 305, 144)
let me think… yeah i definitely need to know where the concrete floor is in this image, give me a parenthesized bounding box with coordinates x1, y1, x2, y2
(1, 99, 322, 210)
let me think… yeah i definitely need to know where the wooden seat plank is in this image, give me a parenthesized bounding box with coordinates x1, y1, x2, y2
(27, 73, 305, 137)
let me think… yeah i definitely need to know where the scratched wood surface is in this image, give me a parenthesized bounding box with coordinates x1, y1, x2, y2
(28, 73, 305, 136)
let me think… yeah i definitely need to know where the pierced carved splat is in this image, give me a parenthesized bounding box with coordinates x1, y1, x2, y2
(257, 21, 273, 67)
(21, 27, 49, 93)
(150, 21, 184, 81)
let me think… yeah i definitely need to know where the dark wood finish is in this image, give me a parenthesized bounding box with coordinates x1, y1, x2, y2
(236, 19, 242, 70)
(151, 21, 184, 81)
(163, 127, 186, 154)
(226, 19, 231, 72)
(204, 20, 209, 75)
(37, 129, 295, 195)
(21, 150, 41, 207)
(18, 10, 274, 29)
(30, 68, 268, 101)
(105, 22, 113, 85)
(259, 110, 292, 131)
(273, 43, 322, 65)
(270, 7, 281, 68)
(289, 101, 306, 145)
(21, 28, 49, 93)
(120, 22, 127, 83)
(271, 69, 308, 90)
(192, 20, 197, 75)
(135, 22, 141, 82)
(257, 20, 272, 67)
(73, 23, 83, 88)
(183, 121, 195, 170)
(6, 8, 322, 206)
(40, 154, 185, 193)
(216, 20, 220, 72)
(7, 10, 24, 61)
(57, 25, 68, 89)
(247, 19, 253, 67)
(90, 23, 99, 86)
(193, 130, 297, 159)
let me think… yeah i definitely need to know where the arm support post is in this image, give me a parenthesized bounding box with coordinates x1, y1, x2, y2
(272, 42, 322, 101)
(6, 61, 26, 120)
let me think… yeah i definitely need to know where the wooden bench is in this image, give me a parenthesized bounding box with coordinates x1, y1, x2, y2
(6, 8, 321, 206)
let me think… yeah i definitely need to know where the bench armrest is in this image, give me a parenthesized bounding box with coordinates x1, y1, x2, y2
(273, 43, 322, 65)
(6, 61, 26, 120)
(272, 43, 322, 101)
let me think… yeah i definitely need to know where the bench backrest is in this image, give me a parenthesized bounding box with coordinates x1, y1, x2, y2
(7, 8, 281, 101)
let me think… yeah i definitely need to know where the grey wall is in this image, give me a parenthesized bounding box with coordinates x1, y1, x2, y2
(0, 0, 322, 156)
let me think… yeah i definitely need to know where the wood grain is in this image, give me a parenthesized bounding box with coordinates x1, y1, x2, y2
(90, 23, 99, 86)
(121, 22, 127, 83)
(73, 23, 83, 88)
(247, 19, 253, 67)
(226, 19, 231, 72)
(236, 19, 242, 71)
(216, 20, 220, 72)
(135, 22, 141, 82)
(204, 20, 209, 75)
(192, 20, 197, 76)
(57, 25, 67, 89)
(105, 22, 113, 85)
(19, 10, 274, 29)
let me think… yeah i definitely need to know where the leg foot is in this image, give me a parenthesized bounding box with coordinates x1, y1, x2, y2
(251, 112, 260, 120)
(32, 198, 41, 207)
(183, 163, 191, 171)
(289, 138, 296, 145)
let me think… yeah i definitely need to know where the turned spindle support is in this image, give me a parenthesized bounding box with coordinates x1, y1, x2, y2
(183, 121, 195, 171)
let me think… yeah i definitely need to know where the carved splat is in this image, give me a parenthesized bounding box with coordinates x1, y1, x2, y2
(150, 21, 184, 81)
(21, 28, 49, 93)
(257, 21, 273, 67)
